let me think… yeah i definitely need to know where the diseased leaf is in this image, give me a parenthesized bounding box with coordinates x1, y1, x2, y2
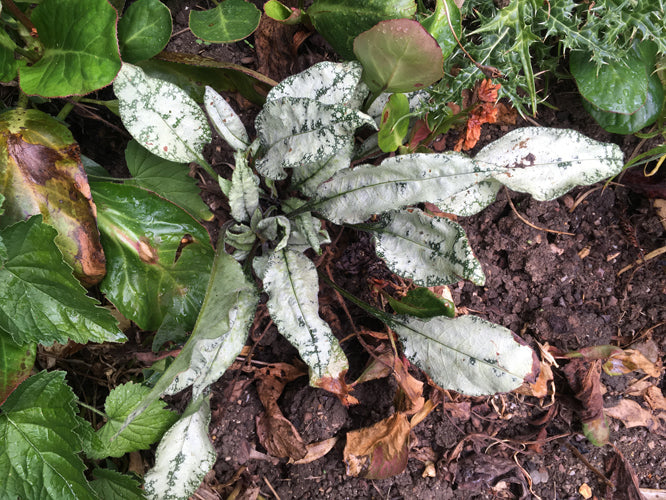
(255, 97, 375, 180)
(189, 0, 261, 43)
(479, 127, 624, 201)
(87, 382, 178, 459)
(0, 371, 98, 500)
(263, 248, 349, 387)
(314, 152, 501, 224)
(377, 93, 410, 152)
(90, 469, 145, 500)
(394, 315, 538, 396)
(114, 63, 212, 163)
(0, 108, 106, 285)
(124, 140, 213, 221)
(563, 359, 609, 446)
(118, 0, 172, 64)
(0, 333, 35, 405)
(373, 208, 485, 286)
(0, 217, 124, 346)
(18, 0, 121, 97)
(204, 86, 250, 151)
(143, 398, 216, 500)
(93, 182, 213, 331)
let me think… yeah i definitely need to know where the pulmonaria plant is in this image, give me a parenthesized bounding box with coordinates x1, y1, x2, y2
(111, 61, 624, 498)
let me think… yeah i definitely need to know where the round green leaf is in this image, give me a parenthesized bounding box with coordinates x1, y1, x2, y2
(353, 19, 444, 93)
(308, 0, 417, 60)
(18, 0, 121, 97)
(118, 0, 172, 64)
(189, 0, 261, 43)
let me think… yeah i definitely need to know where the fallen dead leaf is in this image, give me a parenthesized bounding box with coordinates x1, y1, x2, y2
(605, 398, 664, 432)
(605, 349, 662, 378)
(605, 448, 644, 500)
(344, 412, 411, 479)
(442, 401, 471, 422)
(645, 386, 666, 411)
(516, 359, 554, 398)
(563, 359, 609, 445)
(655, 199, 666, 231)
(289, 437, 338, 465)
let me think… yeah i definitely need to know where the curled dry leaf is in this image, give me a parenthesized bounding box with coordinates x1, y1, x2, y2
(289, 437, 338, 465)
(605, 349, 662, 378)
(604, 448, 644, 500)
(605, 398, 665, 434)
(645, 386, 666, 411)
(563, 359, 609, 446)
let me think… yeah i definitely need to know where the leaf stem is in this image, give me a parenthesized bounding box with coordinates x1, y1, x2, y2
(194, 155, 217, 178)
(56, 100, 77, 121)
(1, 0, 36, 35)
(77, 401, 108, 419)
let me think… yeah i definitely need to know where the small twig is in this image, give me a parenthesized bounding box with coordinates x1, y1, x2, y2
(505, 187, 574, 236)
(564, 442, 614, 489)
(263, 476, 281, 500)
(617, 245, 666, 276)
(569, 186, 602, 212)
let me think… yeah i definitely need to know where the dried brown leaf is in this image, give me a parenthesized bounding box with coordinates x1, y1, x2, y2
(289, 437, 338, 465)
(563, 359, 609, 445)
(344, 412, 411, 479)
(256, 410, 307, 461)
(605, 448, 645, 500)
(645, 386, 666, 411)
(605, 399, 664, 432)
(605, 349, 662, 378)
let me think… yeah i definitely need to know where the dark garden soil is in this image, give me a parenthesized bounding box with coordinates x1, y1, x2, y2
(63, 2, 666, 499)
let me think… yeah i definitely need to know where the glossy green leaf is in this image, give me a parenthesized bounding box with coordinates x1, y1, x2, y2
(90, 469, 145, 500)
(114, 63, 212, 163)
(420, 0, 461, 60)
(118, 0, 172, 64)
(0, 333, 35, 405)
(0, 108, 107, 285)
(93, 182, 214, 331)
(143, 398, 216, 500)
(124, 140, 213, 220)
(571, 49, 648, 114)
(0, 217, 124, 346)
(264, 0, 302, 23)
(479, 127, 624, 201)
(189, 0, 261, 43)
(394, 315, 537, 395)
(0, 29, 18, 83)
(373, 208, 485, 286)
(378, 93, 410, 152)
(255, 97, 375, 180)
(387, 287, 455, 319)
(18, 0, 121, 97)
(314, 152, 500, 224)
(308, 0, 417, 60)
(120, 249, 257, 431)
(204, 86, 250, 151)
(353, 19, 444, 94)
(87, 382, 178, 459)
(0, 371, 98, 499)
(263, 248, 348, 386)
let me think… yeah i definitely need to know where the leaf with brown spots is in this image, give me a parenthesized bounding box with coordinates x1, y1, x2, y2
(0, 108, 105, 286)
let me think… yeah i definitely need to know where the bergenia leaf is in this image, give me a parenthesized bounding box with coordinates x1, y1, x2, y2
(314, 152, 501, 224)
(263, 248, 349, 386)
(90, 469, 145, 500)
(478, 127, 624, 200)
(124, 140, 213, 221)
(373, 208, 485, 286)
(255, 97, 375, 180)
(93, 182, 214, 331)
(189, 0, 261, 43)
(0, 217, 124, 346)
(143, 398, 216, 500)
(114, 63, 212, 163)
(227, 152, 259, 223)
(117, 0, 172, 64)
(87, 382, 178, 459)
(0, 371, 98, 499)
(394, 315, 538, 395)
(0, 333, 36, 406)
(204, 86, 250, 151)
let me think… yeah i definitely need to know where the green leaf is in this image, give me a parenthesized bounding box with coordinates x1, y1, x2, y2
(0, 29, 18, 83)
(387, 287, 455, 319)
(308, 0, 417, 60)
(87, 382, 178, 459)
(0, 333, 35, 405)
(0, 371, 98, 499)
(204, 86, 250, 151)
(118, 0, 172, 64)
(264, 0, 302, 23)
(114, 63, 212, 164)
(420, 0, 461, 60)
(119, 248, 257, 431)
(18, 0, 121, 97)
(189, 0, 261, 43)
(0, 217, 124, 346)
(263, 248, 348, 386)
(93, 182, 214, 331)
(0, 108, 107, 285)
(226, 152, 259, 223)
(394, 315, 537, 395)
(479, 127, 624, 201)
(373, 208, 485, 286)
(353, 18, 444, 94)
(90, 469, 145, 500)
(314, 152, 500, 224)
(124, 140, 213, 220)
(255, 97, 375, 180)
(377, 93, 410, 152)
(143, 398, 216, 500)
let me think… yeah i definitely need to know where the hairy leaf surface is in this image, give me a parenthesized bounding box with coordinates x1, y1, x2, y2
(394, 316, 537, 395)
(263, 249, 348, 386)
(90, 469, 145, 500)
(0, 334, 35, 405)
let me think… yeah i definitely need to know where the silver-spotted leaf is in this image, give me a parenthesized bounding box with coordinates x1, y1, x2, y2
(204, 86, 250, 151)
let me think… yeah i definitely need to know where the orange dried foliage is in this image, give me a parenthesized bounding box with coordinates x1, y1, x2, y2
(454, 79, 503, 152)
